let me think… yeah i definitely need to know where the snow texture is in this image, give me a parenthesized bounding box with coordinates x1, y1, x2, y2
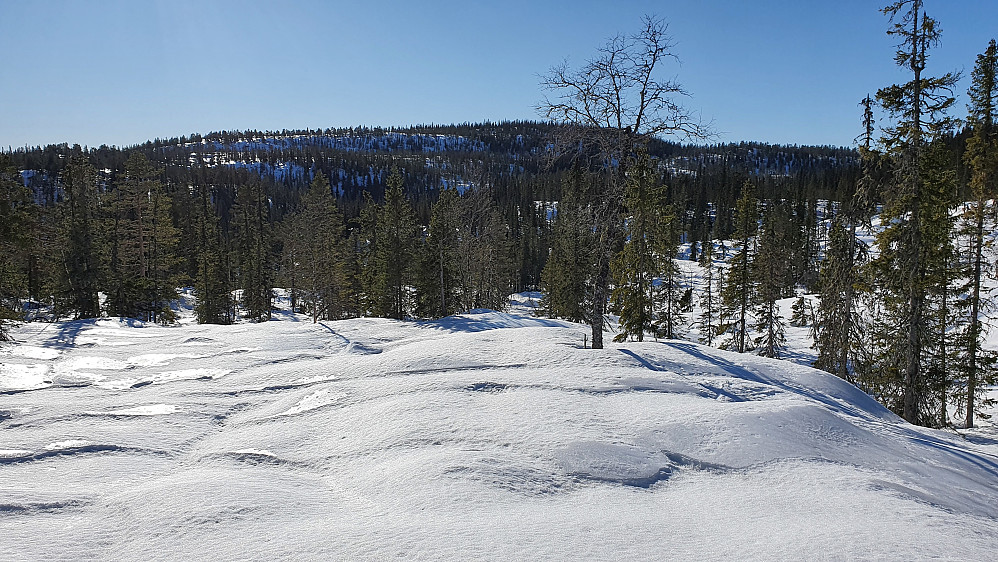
(1, 306, 997, 560)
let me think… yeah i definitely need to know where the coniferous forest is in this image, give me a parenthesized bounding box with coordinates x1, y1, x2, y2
(2, 3, 996, 431)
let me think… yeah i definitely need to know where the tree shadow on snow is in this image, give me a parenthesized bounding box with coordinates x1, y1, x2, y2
(43, 319, 99, 349)
(418, 310, 567, 334)
(658, 341, 998, 479)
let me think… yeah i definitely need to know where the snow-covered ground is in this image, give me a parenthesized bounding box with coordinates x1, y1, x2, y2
(2, 298, 997, 560)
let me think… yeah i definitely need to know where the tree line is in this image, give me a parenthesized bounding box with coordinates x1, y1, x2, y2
(2, 4, 994, 429)
(535, 7, 996, 429)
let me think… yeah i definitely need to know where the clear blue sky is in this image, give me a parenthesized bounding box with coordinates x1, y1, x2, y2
(2, 0, 997, 149)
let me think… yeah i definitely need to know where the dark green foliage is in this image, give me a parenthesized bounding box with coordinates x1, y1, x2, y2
(696, 242, 722, 346)
(370, 168, 418, 319)
(232, 177, 273, 321)
(0, 155, 34, 340)
(541, 167, 594, 323)
(105, 153, 180, 323)
(415, 187, 461, 318)
(873, 0, 960, 425)
(814, 215, 866, 379)
(720, 181, 758, 353)
(612, 151, 667, 342)
(957, 38, 998, 428)
(291, 171, 349, 322)
(453, 188, 514, 313)
(193, 180, 232, 325)
(354, 191, 380, 316)
(54, 156, 102, 319)
(752, 204, 791, 358)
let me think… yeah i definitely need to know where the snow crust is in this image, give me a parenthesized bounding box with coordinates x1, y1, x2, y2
(1, 306, 997, 560)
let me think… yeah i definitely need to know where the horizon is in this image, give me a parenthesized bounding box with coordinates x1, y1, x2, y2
(2, 0, 997, 150)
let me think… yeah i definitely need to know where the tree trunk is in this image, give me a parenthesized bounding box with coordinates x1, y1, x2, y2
(966, 208, 984, 428)
(591, 260, 608, 349)
(903, 4, 925, 426)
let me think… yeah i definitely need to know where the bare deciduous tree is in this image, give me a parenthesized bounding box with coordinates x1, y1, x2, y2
(537, 15, 708, 348)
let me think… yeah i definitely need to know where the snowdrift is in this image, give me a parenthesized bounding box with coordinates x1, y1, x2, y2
(2, 311, 997, 560)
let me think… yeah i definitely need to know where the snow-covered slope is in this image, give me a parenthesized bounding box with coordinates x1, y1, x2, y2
(2, 310, 997, 560)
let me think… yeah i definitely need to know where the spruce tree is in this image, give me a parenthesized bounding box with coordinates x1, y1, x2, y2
(611, 150, 665, 342)
(232, 177, 273, 321)
(874, 0, 959, 424)
(454, 187, 513, 312)
(697, 240, 723, 346)
(752, 204, 790, 358)
(355, 191, 380, 316)
(653, 203, 685, 340)
(192, 180, 232, 324)
(54, 155, 102, 319)
(817, 96, 878, 382)
(815, 215, 865, 379)
(371, 168, 418, 319)
(416, 187, 461, 318)
(540, 166, 592, 323)
(720, 180, 758, 353)
(106, 153, 179, 323)
(957, 38, 998, 428)
(294, 171, 348, 322)
(0, 155, 33, 341)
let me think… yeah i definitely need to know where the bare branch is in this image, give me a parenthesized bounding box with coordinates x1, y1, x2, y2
(536, 13, 710, 155)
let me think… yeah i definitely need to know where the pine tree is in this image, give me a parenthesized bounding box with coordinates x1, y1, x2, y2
(720, 180, 758, 353)
(874, 0, 959, 424)
(957, 38, 998, 428)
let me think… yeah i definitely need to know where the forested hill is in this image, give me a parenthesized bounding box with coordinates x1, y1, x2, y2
(10, 121, 858, 219)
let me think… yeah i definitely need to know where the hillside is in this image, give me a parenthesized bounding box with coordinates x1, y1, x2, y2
(2, 301, 997, 560)
(11, 121, 859, 212)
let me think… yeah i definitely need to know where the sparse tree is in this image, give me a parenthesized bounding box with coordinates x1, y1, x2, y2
(958, 38, 998, 428)
(752, 204, 791, 359)
(538, 14, 707, 348)
(720, 181, 757, 353)
(874, 0, 959, 424)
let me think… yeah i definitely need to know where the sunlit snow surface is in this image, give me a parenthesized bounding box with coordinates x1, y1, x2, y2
(2, 309, 998, 560)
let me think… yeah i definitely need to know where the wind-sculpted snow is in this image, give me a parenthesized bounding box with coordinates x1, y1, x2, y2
(1, 309, 997, 560)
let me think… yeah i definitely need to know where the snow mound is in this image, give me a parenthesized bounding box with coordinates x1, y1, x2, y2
(1, 312, 996, 560)
(422, 309, 572, 332)
(84, 404, 178, 416)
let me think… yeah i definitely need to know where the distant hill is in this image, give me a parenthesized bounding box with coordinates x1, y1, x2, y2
(10, 121, 859, 217)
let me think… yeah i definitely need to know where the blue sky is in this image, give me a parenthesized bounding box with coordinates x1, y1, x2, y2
(2, 0, 997, 149)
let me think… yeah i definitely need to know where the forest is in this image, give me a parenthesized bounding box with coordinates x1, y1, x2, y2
(1, 2, 996, 431)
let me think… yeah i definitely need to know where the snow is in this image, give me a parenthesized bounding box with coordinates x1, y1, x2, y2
(84, 404, 179, 417)
(1, 304, 997, 560)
